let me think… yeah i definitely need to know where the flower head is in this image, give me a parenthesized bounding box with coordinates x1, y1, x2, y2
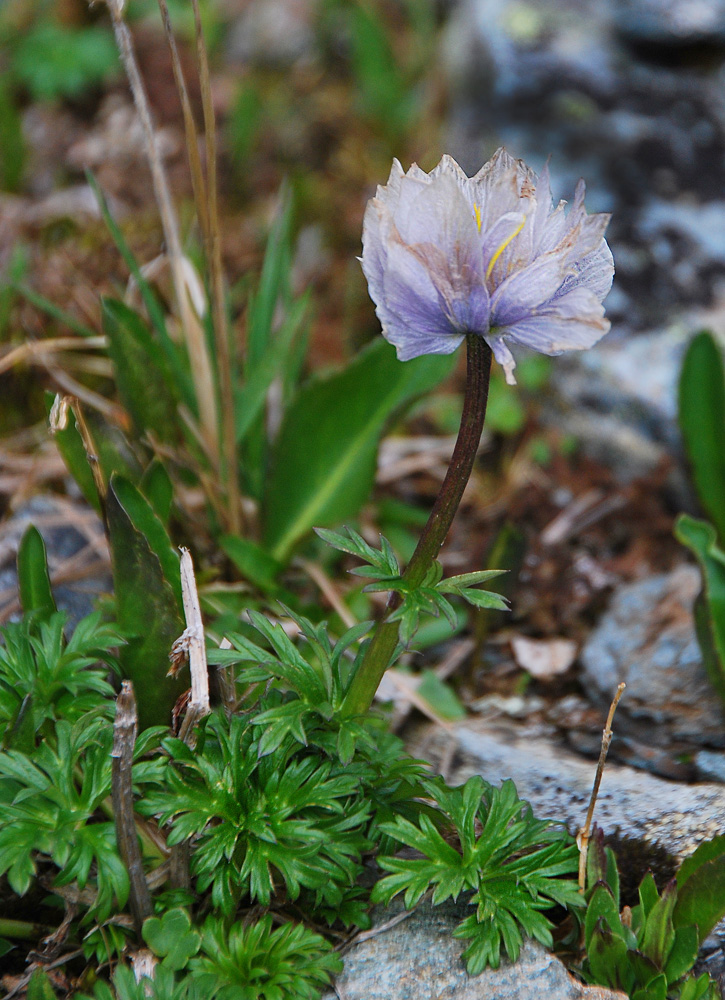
(361, 149, 614, 384)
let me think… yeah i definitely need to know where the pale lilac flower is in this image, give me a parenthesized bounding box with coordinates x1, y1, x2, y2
(361, 149, 614, 384)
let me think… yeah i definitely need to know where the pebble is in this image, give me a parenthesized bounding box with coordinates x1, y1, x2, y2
(323, 900, 626, 1000)
(580, 565, 725, 744)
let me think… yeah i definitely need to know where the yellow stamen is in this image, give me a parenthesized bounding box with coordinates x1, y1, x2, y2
(474, 203, 482, 233)
(485, 218, 526, 281)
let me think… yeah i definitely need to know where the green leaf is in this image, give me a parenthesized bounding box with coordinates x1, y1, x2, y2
(639, 880, 676, 968)
(102, 298, 179, 439)
(221, 534, 282, 591)
(142, 908, 201, 971)
(236, 291, 310, 444)
(139, 460, 174, 525)
(26, 968, 57, 1000)
(263, 340, 455, 562)
(14, 23, 117, 101)
(673, 853, 725, 943)
(86, 173, 196, 413)
(674, 514, 725, 704)
(106, 475, 185, 729)
(46, 393, 101, 513)
(417, 671, 466, 721)
(679, 331, 725, 543)
(677, 835, 725, 889)
(17, 526, 56, 621)
(664, 924, 698, 984)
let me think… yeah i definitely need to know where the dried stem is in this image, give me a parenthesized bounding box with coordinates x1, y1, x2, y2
(173, 547, 211, 746)
(155, 0, 209, 241)
(190, 0, 241, 534)
(578, 682, 626, 893)
(112, 681, 152, 933)
(101, 0, 219, 465)
(341, 334, 493, 717)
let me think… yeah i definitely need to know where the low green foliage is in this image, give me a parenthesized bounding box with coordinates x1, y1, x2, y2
(676, 331, 725, 710)
(316, 525, 508, 645)
(580, 834, 724, 999)
(373, 776, 582, 973)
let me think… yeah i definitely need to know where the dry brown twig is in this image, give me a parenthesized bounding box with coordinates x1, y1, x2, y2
(577, 681, 627, 893)
(112, 681, 152, 933)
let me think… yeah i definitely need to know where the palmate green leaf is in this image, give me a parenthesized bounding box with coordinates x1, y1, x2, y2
(373, 776, 579, 974)
(679, 331, 725, 543)
(674, 514, 725, 705)
(106, 475, 185, 730)
(143, 908, 201, 971)
(193, 915, 342, 1000)
(263, 340, 454, 562)
(17, 526, 56, 622)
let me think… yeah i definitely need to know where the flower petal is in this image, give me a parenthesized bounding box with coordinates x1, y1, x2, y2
(490, 252, 572, 326)
(503, 286, 610, 355)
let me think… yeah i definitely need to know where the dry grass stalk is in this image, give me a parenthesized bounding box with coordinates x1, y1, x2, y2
(0, 336, 108, 376)
(191, 0, 240, 533)
(577, 681, 627, 893)
(154, 0, 241, 532)
(99, 0, 220, 467)
(172, 547, 210, 746)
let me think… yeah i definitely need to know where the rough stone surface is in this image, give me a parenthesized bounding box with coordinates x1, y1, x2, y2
(407, 718, 725, 860)
(322, 901, 626, 1000)
(614, 0, 725, 43)
(0, 495, 110, 627)
(580, 565, 725, 743)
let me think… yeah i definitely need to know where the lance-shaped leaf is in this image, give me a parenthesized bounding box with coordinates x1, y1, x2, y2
(674, 514, 725, 706)
(17, 526, 56, 621)
(263, 340, 454, 563)
(106, 474, 185, 730)
(679, 331, 725, 544)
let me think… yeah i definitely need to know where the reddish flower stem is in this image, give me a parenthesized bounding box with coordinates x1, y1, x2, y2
(341, 334, 493, 717)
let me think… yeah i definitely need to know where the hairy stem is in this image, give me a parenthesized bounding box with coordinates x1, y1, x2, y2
(342, 334, 493, 717)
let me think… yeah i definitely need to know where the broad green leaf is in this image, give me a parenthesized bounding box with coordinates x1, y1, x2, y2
(106, 475, 185, 729)
(673, 854, 725, 943)
(263, 340, 455, 562)
(142, 909, 200, 970)
(674, 514, 725, 705)
(17, 526, 56, 621)
(139, 460, 174, 525)
(102, 298, 178, 439)
(677, 835, 725, 890)
(417, 670, 466, 721)
(220, 534, 282, 591)
(664, 925, 698, 984)
(679, 332, 725, 543)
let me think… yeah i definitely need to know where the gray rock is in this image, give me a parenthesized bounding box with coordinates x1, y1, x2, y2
(695, 750, 725, 783)
(226, 0, 316, 67)
(323, 900, 625, 1000)
(614, 0, 725, 43)
(580, 565, 725, 743)
(0, 495, 110, 628)
(407, 718, 725, 860)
